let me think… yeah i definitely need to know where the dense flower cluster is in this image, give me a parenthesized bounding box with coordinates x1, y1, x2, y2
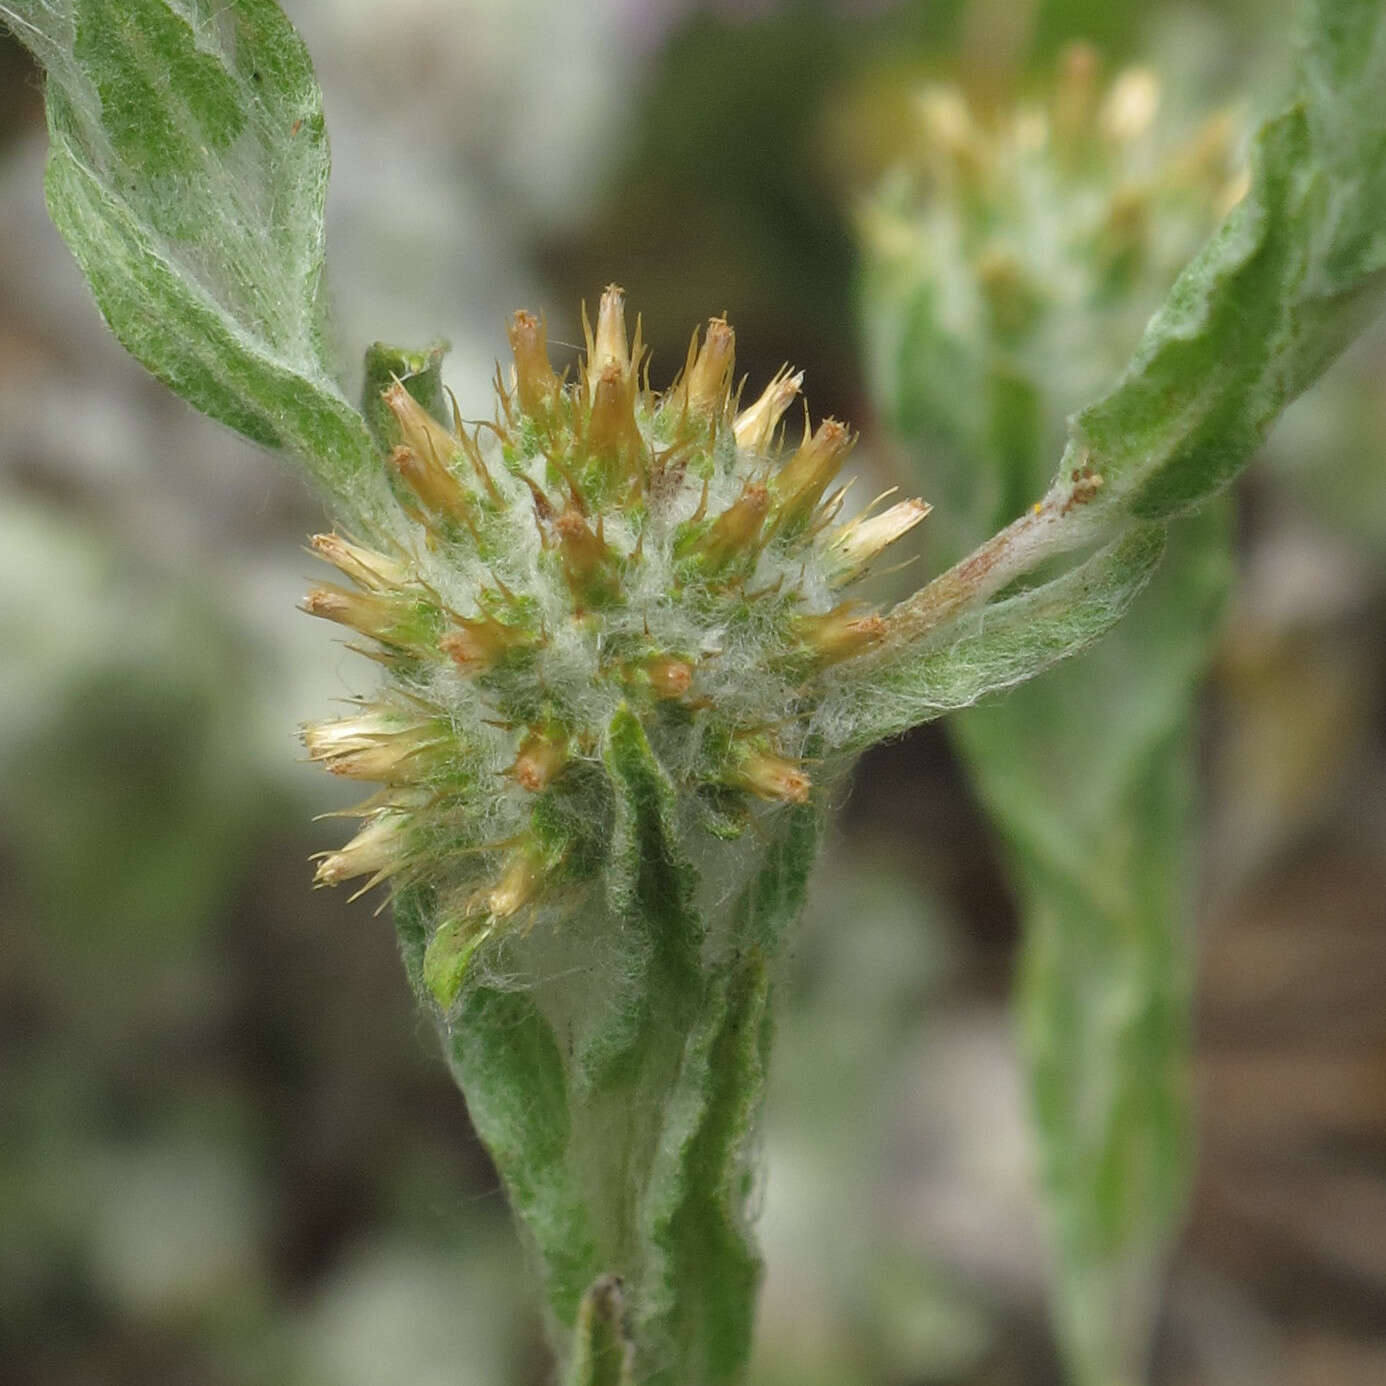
(301, 288, 927, 1004)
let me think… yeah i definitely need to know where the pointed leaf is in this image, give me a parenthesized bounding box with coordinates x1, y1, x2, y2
(446, 984, 597, 1327)
(636, 799, 821, 1385)
(603, 705, 702, 973)
(574, 704, 704, 1092)
(819, 524, 1167, 753)
(642, 949, 771, 1386)
(1073, 0, 1386, 519)
(955, 507, 1232, 1384)
(421, 914, 491, 1009)
(1, 0, 384, 510)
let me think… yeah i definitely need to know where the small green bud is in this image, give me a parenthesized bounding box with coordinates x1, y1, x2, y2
(309, 532, 410, 590)
(645, 655, 695, 700)
(587, 361, 648, 488)
(423, 914, 494, 1009)
(555, 506, 621, 606)
(685, 482, 770, 573)
(724, 743, 811, 806)
(384, 378, 466, 471)
(510, 728, 569, 793)
(389, 443, 478, 531)
(489, 843, 545, 919)
(302, 709, 449, 784)
(313, 811, 412, 891)
(440, 613, 535, 670)
(586, 284, 632, 385)
(301, 584, 441, 651)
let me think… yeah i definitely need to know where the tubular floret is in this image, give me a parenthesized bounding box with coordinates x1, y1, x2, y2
(771, 418, 855, 530)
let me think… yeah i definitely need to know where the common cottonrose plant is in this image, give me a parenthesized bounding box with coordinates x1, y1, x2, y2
(3, 1, 1383, 1382)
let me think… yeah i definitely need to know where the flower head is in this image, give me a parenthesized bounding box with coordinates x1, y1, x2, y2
(302, 291, 928, 1003)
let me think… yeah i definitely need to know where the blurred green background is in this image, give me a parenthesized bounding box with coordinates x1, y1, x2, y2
(2, 2, 1385, 1383)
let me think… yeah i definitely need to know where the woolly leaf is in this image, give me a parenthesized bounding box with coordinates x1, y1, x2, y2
(573, 704, 704, 1095)
(603, 705, 703, 986)
(421, 913, 491, 1009)
(446, 984, 597, 1327)
(0, 0, 383, 507)
(729, 784, 823, 956)
(639, 949, 769, 1386)
(956, 508, 1232, 1383)
(1073, 0, 1386, 519)
(637, 798, 820, 1386)
(820, 524, 1167, 753)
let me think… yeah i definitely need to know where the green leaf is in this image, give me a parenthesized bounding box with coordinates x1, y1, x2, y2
(396, 869, 598, 1336)
(603, 705, 703, 987)
(819, 523, 1168, 754)
(393, 713, 814, 1385)
(635, 796, 820, 1386)
(1, 0, 384, 511)
(1073, 0, 1386, 519)
(574, 704, 705, 1094)
(955, 507, 1232, 1385)
(642, 949, 771, 1386)
(1014, 728, 1196, 1386)
(576, 722, 822, 1386)
(446, 983, 598, 1327)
